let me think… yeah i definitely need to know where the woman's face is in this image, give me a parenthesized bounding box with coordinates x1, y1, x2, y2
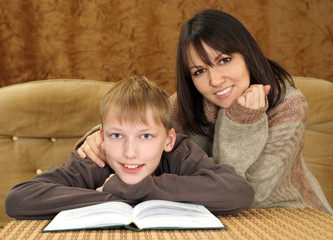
(188, 42, 250, 109)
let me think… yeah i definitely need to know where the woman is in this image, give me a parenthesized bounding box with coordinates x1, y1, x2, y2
(77, 9, 332, 215)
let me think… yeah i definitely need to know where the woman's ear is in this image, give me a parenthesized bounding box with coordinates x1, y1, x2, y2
(100, 127, 105, 149)
(164, 128, 176, 152)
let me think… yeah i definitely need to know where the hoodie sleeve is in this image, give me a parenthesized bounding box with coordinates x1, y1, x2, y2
(5, 151, 133, 220)
(103, 135, 255, 216)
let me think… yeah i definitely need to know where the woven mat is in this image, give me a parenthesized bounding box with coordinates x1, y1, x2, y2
(1, 208, 333, 240)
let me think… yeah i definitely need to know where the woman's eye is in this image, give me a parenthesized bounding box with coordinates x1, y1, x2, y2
(141, 134, 152, 140)
(193, 68, 206, 76)
(219, 57, 231, 64)
(111, 133, 122, 139)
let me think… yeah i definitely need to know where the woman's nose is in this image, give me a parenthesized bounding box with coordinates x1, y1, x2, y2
(209, 68, 225, 87)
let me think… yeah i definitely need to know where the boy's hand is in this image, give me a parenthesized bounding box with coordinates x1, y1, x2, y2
(237, 84, 270, 109)
(96, 174, 115, 192)
(77, 131, 107, 168)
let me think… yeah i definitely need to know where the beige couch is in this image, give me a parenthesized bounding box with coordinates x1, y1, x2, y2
(0, 77, 332, 227)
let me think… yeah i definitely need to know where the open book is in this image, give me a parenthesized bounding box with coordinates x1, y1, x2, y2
(42, 200, 226, 231)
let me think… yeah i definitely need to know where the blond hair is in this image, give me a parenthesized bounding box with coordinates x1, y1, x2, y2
(100, 76, 173, 131)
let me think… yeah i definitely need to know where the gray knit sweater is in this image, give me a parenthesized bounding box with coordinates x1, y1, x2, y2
(171, 84, 333, 215)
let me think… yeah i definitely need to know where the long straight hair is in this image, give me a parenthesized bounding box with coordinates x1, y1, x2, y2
(177, 9, 294, 135)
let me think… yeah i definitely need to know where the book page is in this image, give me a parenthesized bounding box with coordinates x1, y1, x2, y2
(43, 202, 133, 231)
(132, 200, 224, 230)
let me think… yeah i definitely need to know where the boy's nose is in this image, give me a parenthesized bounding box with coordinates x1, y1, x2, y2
(123, 139, 137, 159)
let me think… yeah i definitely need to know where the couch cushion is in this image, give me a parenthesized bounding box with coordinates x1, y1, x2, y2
(0, 79, 115, 137)
(0, 79, 114, 227)
(293, 76, 333, 208)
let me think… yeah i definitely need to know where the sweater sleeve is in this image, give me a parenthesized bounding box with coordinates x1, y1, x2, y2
(5, 151, 130, 220)
(213, 100, 269, 178)
(213, 90, 308, 208)
(102, 135, 255, 216)
(247, 93, 308, 207)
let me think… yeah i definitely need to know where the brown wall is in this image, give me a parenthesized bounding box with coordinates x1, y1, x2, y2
(0, 0, 332, 93)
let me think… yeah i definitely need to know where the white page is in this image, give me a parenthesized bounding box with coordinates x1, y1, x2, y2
(43, 202, 133, 231)
(132, 200, 224, 229)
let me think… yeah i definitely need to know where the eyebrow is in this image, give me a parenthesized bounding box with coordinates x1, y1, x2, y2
(188, 52, 224, 70)
(214, 53, 223, 61)
(137, 128, 155, 133)
(205, 52, 223, 65)
(105, 126, 157, 133)
(189, 65, 201, 70)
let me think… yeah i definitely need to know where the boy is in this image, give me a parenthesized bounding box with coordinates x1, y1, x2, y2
(5, 76, 254, 220)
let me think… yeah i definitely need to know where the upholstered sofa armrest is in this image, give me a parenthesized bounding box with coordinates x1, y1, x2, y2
(293, 76, 333, 208)
(0, 79, 114, 227)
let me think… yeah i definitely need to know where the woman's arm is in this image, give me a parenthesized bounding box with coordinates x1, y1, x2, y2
(76, 125, 107, 167)
(214, 88, 308, 208)
(213, 100, 269, 177)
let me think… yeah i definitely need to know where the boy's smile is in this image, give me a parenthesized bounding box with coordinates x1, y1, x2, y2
(122, 164, 144, 170)
(101, 109, 175, 185)
(121, 163, 144, 174)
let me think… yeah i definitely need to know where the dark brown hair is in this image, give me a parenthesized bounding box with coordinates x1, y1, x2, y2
(177, 9, 294, 135)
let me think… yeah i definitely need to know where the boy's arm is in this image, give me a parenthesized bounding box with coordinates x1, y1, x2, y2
(5, 151, 132, 220)
(102, 135, 255, 216)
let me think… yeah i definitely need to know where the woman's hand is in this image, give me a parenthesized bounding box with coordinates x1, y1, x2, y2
(77, 131, 107, 167)
(237, 84, 270, 109)
(96, 174, 115, 192)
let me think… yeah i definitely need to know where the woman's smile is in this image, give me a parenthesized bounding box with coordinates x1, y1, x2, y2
(189, 42, 250, 109)
(215, 86, 233, 98)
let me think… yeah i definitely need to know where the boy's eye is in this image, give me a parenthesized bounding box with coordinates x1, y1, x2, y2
(141, 134, 152, 140)
(111, 133, 122, 139)
(219, 57, 231, 64)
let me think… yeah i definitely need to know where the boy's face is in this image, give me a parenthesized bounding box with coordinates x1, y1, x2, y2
(100, 110, 176, 185)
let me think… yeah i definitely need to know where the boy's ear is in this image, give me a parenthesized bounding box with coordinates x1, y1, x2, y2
(164, 128, 176, 152)
(100, 127, 105, 149)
